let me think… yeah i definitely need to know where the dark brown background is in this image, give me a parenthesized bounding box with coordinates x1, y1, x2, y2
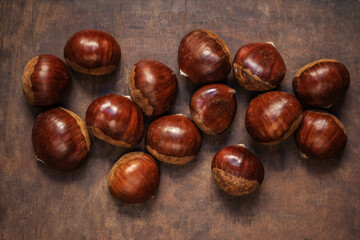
(1, 0, 359, 239)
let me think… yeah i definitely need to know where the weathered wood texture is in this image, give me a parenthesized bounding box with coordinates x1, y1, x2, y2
(1, 0, 359, 239)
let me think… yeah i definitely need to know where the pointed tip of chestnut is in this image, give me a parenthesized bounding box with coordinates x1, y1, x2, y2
(211, 145, 264, 196)
(32, 107, 90, 171)
(146, 114, 201, 164)
(293, 59, 350, 108)
(233, 42, 286, 91)
(295, 110, 347, 160)
(190, 84, 237, 135)
(22, 55, 70, 107)
(129, 59, 177, 117)
(85, 94, 144, 147)
(64, 29, 121, 75)
(108, 152, 160, 203)
(178, 29, 232, 84)
(245, 91, 303, 144)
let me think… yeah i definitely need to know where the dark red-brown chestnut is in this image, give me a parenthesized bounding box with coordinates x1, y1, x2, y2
(178, 29, 232, 84)
(293, 59, 350, 108)
(295, 110, 347, 159)
(190, 84, 237, 135)
(22, 55, 70, 107)
(211, 145, 264, 196)
(85, 94, 144, 147)
(233, 42, 287, 91)
(32, 107, 91, 171)
(108, 152, 160, 203)
(245, 91, 303, 144)
(64, 29, 121, 75)
(129, 59, 177, 117)
(146, 114, 201, 164)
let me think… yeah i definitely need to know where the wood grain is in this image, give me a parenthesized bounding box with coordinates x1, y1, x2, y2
(1, 0, 359, 239)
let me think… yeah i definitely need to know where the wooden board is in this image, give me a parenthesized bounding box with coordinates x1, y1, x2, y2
(1, 0, 359, 239)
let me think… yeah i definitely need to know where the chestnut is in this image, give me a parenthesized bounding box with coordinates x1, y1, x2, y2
(233, 42, 287, 91)
(22, 54, 70, 107)
(190, 84, 237, 135)
(211, 145, 264, 196)
(295, 110, 347, 159)
(108, 152, 160, 203)
(178, 29, 232, 84)
(64, 29, 121, 75)
(245, 91, 303, 144)
(293, 59, 350, 108)
(146, 114, 201, 164)
(32, 107, 91, 171)
(129, 59, 177, 117)
(85, 94, 144, 147)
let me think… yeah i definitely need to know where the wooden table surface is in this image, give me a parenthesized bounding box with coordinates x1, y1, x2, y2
(1, 0, 360, 239)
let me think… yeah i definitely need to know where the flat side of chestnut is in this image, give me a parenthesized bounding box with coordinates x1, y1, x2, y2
(233, 42, 286, 91)
(146, 145, 195, 164)
(295, 110, 347, 159)
(22, 56, 38, 105)
(211, 168, 260, 195)
(190, 84, 237, 135)
(129, 65, 154, 116)
(108, 152, 159, 203)
(245, 91, 303, 144)
(178, 29, 232, 84)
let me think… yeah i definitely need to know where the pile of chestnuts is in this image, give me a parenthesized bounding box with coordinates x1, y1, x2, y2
(23, 28, 350, 203)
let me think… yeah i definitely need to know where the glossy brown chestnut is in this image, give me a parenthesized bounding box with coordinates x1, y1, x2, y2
(295, 110, 347, 159)
(32, 107, 91, 171)
(293, 59, 350, 108)
(64, 29, 121, 75)
(85, 94, 144, 147)
(22, 55, 70, 107)
(190, 84, 237, 135)
(129, 59, 177, 117)
(211, 145, 264, 196)
(146, 114, 201, 164)
(245, 91, 303, 144)
(108, 152, 160, 203)
(178, 29, 232, 84)
(233, 42, 287, 91)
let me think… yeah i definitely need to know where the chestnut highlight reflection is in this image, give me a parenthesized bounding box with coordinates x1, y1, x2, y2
(295, 110, 347, 159)
(85, 94, 144, 147)
(32, 107, 91, 171)
(64, 29, 121, 75)
(293, 59, 350, 108)
(146, 114, 201, 164)
(245, 91, 303, 144)
(178, 29, 232, 84)
(211, 145, 264, 196)
(129, 59, 177, 117)
(108, 152, 160, 203)
(190, 84, 237, 135)
(22, 55, 70, 107)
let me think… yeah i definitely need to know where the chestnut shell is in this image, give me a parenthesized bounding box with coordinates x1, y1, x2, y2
(293, 59, 350, 108)
(146, 114, 202, 164)
(108, 152, 160, 203)
(64, 29, 121, 75)
(22, 55, 70, 107)
(190, 84, 237, 135)
(85, 94, 145, 147)
(129, 59, 177, 117)
(245, 91, 303, 144)
(295, 110, 347, 159)
(233, 42, 287, 91)
(178, 29, 232, 84)
(211, 145, 264, 196)
(32, 107, 91, 171)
